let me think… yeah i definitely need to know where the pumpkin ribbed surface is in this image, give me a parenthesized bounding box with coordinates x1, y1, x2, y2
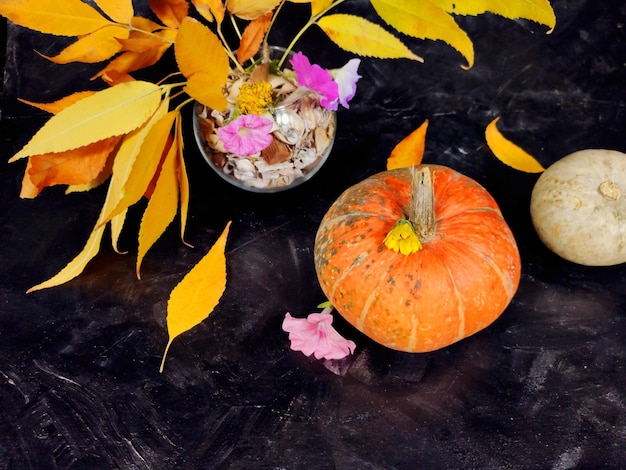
(314, 165, 521, 352)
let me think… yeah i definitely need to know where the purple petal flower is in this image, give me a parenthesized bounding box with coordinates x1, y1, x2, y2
(217, 114, 274, 156)
(282, 308, 356, 360)
(290, 52, 339, 110)
(330, 58, 361, 109)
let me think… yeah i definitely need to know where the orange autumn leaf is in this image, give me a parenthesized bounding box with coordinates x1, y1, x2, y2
(237, 11, 273, 64)
(93, 32, 175, 85)
(27, 136, 120, 194)
(0, 0, 112, 36)
(149, 0, 189, 28)
(191, 0, 225, 24)
(160, 221, 232, 372)
(19, 91, 96, 115)
(130, 15, 168, 34)
(175, 17, 228, 78)
(386, 119, 429, 170)
(136, 127, 180, 278)
(485, 117, 545, 173)
(94, 0, 134, 24)
(227, 0, 281, 21)
(41, 24, 129, 64)
(184, 73, 229, 111)
(19, 159, 39, 199)
(65, 148, 115, 194)
(117, 35, 171, 53)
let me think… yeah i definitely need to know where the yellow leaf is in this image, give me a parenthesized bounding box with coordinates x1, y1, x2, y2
(136, 129, 180, 278)
(175, 117, 191, 246)
(41, 25, 129, 64)
(430, 0, 556, 33)
(310, 0, 334, 16)
(94, 0, 134, 24)
(19, 91, 96, 115)
(110, 209, 128, 254)
(237, 11, 272, 64)
(485, 117, 545, 173)
(191, 0, 225, 24)
(99, 101, 174, 226)
(386, 119, 429, 170)
(10, 81, 163, 161)
(371, 0, 474, 68)
(27, 221, 106, 293)
(160, 221, 232, 372)
(227, 0, 281, 21)
(184, 73, 229, 111)
(0, 0, 112, 36)
(149, 0, 189, 28)
(27, 160, 130, 292)
(317, 14, 423, 61)
(175, 17, 229, 78)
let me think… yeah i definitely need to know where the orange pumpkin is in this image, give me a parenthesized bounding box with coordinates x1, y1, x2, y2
(314, 165, 521, 352)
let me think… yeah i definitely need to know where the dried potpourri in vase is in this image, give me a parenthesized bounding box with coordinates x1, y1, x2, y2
(194, 46, 360, 192)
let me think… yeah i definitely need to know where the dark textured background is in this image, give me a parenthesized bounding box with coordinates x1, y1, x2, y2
(1, 1, 625, 468)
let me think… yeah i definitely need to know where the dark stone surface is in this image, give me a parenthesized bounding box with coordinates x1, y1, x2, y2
(1, 1, 625, 468)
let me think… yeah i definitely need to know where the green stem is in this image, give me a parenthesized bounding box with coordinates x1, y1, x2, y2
(216, 22, 244, 72)
(277, 0, 346, 69)
(156, 71, 184, 86)
(263, 0, 287, 61)
(174, 96, 195, 111)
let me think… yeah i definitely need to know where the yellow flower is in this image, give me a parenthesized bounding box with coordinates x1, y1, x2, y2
(236, 81, 274, 115)
(383, 219, 422, 255)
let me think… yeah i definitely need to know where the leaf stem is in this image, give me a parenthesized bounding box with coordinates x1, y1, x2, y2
(218, 20, 245, 73)
(125, 24, 177, 44)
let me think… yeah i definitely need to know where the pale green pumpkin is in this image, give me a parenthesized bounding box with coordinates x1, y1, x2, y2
(530, 149, 626, 266)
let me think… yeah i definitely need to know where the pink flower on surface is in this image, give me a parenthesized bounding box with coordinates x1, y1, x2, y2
(290, 52, 339, 110)
(330, 58, 361, 109)
(282, 308, 356, 360)
(217, 114, 274, 156)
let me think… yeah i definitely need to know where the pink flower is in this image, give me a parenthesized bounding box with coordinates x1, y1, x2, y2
(330, 58, 361, 109)
(217, 114, 274, 156)
(282, 308, 356, 360)
(290, 52, 339, 110)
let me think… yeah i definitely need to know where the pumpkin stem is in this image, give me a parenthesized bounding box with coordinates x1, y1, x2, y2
(383, 166, 437, 255)
(410, 166, 437, 243)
